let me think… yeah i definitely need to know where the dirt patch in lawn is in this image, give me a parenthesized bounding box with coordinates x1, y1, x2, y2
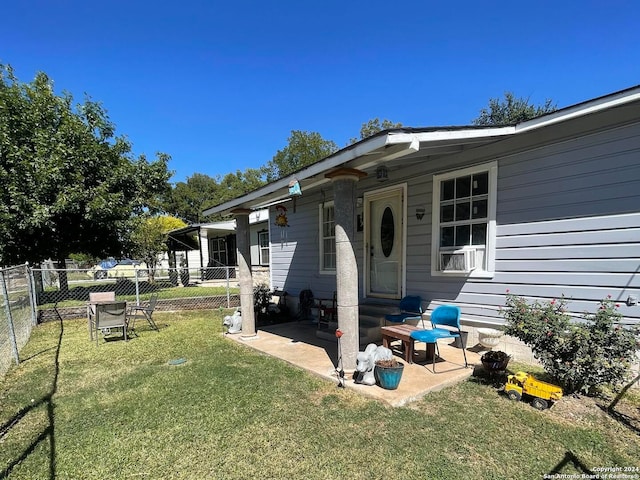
(548, 392, 640, 434)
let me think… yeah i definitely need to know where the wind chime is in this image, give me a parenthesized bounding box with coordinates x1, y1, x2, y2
(273, 178, 302, 246)
(274, 204, 289, 245)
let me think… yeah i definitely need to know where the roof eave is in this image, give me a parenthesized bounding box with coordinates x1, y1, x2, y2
(204, 126, 513, 215)
(204, 84, 640, 216)
(516, 85, 640, 133)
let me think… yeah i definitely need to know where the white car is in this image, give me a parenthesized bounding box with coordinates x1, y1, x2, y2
(88, 259, 148, 280)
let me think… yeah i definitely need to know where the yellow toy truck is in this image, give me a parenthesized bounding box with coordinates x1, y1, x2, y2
(504, 371, 563, 410)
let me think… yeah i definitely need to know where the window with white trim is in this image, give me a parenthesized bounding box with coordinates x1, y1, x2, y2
(258, 230, 269, 266)
(432, 161, 497, 276)
(319, 202, 336, 273)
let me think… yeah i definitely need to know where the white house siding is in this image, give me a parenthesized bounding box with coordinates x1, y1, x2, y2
(249, 222, 268, 267)
(186, 247, 205, 270)
(198, 229, 210, 267)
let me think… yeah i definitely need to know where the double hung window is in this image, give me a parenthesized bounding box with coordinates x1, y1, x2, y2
(258, 230, 269, 266)
(432, 162, 497, 276)
(319, 203, 336, 273)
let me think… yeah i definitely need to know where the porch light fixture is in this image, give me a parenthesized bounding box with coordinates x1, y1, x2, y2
(415, 207, 426, 220)
(376, 165, 389, 182)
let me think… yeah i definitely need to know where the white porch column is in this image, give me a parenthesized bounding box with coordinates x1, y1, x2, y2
(231, 208, 257, 339)
(325, 168, 367, 371)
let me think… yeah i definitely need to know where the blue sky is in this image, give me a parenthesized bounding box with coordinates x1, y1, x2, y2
(2, 1, 639, 183)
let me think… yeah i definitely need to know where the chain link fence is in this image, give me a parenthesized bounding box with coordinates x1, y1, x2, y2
(0, 264, 240, 378)
(1, 264, 37, 379)
(34, 266, 241, 321)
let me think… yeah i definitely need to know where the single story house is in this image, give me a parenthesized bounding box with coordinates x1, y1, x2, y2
(166, 209, 270, 284)
(204, 85, 640, 370)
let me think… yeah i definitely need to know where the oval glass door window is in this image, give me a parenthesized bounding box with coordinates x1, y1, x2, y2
(380, 207, 395, 257)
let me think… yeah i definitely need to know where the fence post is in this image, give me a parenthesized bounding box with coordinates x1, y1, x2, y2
(0, 270, 20, 366)
(134, 268, 140, 306)
(26, 263, 38, 326)
(226, 267, 230, 308)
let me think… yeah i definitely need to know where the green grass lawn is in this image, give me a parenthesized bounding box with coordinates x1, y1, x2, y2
(39, 285, 239, 309)
(1, 312, 639, 479)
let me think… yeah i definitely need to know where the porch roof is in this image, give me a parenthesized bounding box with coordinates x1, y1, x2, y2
(166, 225, 201, 251)
(166, 209, 270, 249)
(203, 84, 640, 216)
(204, 125, 514, 215)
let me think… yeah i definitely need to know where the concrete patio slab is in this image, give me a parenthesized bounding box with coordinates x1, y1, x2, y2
(224, 321, 482, 407)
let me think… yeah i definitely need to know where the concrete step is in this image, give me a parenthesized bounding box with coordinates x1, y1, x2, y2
(315, 301, 423, 346)
(358, 302, 398, 317)
(316, 316, 383, 345)
(359, 313, 383, 327)
(359, 317, 382, 344)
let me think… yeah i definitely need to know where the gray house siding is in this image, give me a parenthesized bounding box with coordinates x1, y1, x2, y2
(425, 120, 640, 326)
(268, 117, 640, 327)
(269, 194, 338, 300)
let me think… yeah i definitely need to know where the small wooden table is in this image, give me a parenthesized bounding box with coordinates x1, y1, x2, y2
(381, 324, 435, 364)
(314, 295, 336, 331)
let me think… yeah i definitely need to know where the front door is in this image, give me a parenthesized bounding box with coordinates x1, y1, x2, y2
(365, 186, 405, 299)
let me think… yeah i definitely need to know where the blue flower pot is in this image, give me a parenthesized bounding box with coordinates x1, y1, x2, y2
(375, 363, 404, 390)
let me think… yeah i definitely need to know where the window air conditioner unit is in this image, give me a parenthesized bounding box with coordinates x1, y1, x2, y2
(439, 248, 477, 273)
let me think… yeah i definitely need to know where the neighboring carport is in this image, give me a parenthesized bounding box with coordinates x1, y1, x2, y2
(166, 224, 202, 274)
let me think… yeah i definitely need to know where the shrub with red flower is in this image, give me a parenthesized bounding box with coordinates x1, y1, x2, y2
(503, 294, 640, 396)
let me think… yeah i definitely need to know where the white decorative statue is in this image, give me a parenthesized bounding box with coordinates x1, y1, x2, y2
(223, 308, 242, 334)
(354, 343, 393, 385)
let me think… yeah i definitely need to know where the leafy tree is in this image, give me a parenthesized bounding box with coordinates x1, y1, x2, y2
(473, 92, 557, 126)
(0, 64, 171, 286)
(217, 168, 265, 205)
(163, 170, 266, 223)
(164, 173, 220, 224)
(261, 130, 338, 182)
(349, 118, 403, 144)
(165, 120, 403, 215)
(130, 215, 186, 282)
(67, 253, 97, 269)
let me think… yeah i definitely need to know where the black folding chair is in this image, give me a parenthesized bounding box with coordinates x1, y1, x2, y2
(128, 293, 159, 333)
(94, 302, 128, 345)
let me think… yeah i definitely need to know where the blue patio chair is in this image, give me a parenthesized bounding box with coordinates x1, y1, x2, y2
(384, 295, 423, 325)
(410, 305, 468, 373)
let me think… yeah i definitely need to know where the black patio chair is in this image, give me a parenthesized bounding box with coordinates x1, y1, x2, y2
(94, 302, 128, 345)
(128, 293, 159, 333)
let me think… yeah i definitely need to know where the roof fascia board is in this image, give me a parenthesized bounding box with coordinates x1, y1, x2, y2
(200, 221, 236, 231)
(388, 126, 514, 143)
(280, 139, 423, 202)
(204, 127, 515, 215)
(204, 87, 640, 216)
(168, 225, 201, 235)
(516, 88, 640, 133)
(204, 134, 393, 215)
